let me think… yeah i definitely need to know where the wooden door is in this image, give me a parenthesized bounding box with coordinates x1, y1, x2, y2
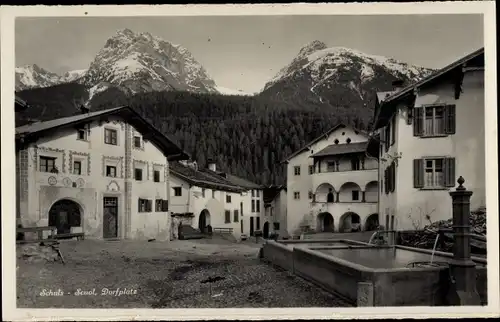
(103, 197, 118, 238)
(250, 217, 254, 236)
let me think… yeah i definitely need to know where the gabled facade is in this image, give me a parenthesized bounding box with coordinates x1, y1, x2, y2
(373, 48, 485, 231)
(282, 124, 380, 236)
(169, 160, 265, 239)
(263, 185, 287, 237)
(15, 105, 189, 241)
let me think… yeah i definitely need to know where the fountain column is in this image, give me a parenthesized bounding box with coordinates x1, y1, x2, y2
(447, 176, 481, 305)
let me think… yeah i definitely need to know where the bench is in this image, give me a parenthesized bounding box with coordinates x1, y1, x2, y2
(17, 226, 57, 241)
(212, 227, 234, 234)
(48, 232, 85, 240)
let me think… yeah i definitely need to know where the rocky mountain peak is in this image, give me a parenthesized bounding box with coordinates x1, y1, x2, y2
(297, 40, 328, 58)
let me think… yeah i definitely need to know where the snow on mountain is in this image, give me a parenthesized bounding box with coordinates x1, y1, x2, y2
(61, 69, 87, 83)
(260, 40, 434, 112)
(15, 64, 63, 91)
(215, 85, 251, 96)
(83, 28, 219, 94)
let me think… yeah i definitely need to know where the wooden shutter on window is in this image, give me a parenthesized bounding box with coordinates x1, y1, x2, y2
(147, 200, 153, 212)
(444, 157, 456, 187)
(390, 162, 396, 193)
(444, 105, 456, 134)
(413, 107, 424, 136)
(390, 119, 396, 146)
(413, 159, 424, 188)
(384, 168, 389, 194)
(138, 199, 142, 212)
(162, 199, 169, 212)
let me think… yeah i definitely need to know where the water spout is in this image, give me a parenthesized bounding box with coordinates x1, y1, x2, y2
(430, 233, 440, 265)
(368, 231, 378, 244)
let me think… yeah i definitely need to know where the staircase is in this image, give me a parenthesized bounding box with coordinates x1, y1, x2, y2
(178, 225, 205, 240)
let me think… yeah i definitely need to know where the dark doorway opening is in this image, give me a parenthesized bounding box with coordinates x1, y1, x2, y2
(49, 199, 82, 236)
(103, 197, 118, 238)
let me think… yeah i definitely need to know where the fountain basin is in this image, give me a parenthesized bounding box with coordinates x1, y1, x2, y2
(261, 240, 487, 306)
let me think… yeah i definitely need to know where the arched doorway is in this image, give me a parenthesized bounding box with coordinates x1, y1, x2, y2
(339, 212, 361, 232)
(317, 212, 334, 232)
(198, 209, 211, 233)
(263, 222, 270, 239)
(49, 199, 82, 235)
(364, 213, 379, 231)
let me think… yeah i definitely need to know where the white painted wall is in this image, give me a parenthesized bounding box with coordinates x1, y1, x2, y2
(378, 70, 485, 230)
(286, 126, 378, 235)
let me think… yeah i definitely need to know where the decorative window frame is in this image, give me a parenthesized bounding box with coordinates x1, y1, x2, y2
(69, 151, 91, 175)
(132, 132, 145, 151)
(102, 155, 124, 178)
(36, 146, 66, 173)
(133, 159, 149, 181)
(152, 163, 165, 183)
(103, 125, 120, 146)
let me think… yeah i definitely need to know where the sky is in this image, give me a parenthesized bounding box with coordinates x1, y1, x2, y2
(15, 14, 484, 93)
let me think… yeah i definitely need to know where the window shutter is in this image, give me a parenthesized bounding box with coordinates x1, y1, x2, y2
(444, 105, 456, 134)
(444, 157, 456, 187)
(413, 107, 424, 136)
(413, 159, 424, 188)
(384, 168, 389, 194)
(138, 199, 142, 212)
(390, 119, 395, 146)
(389, 163, 396, 193)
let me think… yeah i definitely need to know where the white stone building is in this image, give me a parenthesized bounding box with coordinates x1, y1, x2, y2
(372, 47, 485, 231)
(15, 105, 189, 241)
(263, 185, 287, 237)
(282, 124, 380, 236)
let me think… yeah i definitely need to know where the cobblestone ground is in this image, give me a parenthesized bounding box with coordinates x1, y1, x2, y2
(17, 238, 352, 308)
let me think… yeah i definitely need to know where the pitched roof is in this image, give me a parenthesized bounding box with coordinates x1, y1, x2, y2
(310, 142, 368, 158)
(280, 123, 369, 163)
(15, 95, 29, 112)
(373, 47, 485, 129)
(169, 162, 245, 193)
(223, 173, 264, 190)
(15, 105, 189, 161)
(263, 185, 285, 204)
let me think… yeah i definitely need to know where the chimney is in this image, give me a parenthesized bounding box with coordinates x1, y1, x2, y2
(392, 79, 405, 91)
(207, 159, 216, 172)
(79, 104, 90, 114)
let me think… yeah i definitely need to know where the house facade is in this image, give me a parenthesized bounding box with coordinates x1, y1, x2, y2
(372, 48, 485, 231)
(283, 124, 380, 236)
(168, 161, 247, 239)
(15, 106, 188, 241)
(263, 185, 287, 238)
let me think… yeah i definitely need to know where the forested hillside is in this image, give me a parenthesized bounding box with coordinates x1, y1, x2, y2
(16, 83, 372, 185)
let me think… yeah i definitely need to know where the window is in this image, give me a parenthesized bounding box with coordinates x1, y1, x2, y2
(414, 158, 455, 189)
(414, 105, 456, 137)
(256, 190, 260, 197)
(233, 210, 239, 222)
(384, 162, 396, 194)
(134, 168, 143, 181)
(104, 128, 117, 145)
(153, 170, 161, 182)
(39, 156, 56, 173)
(202, 189, 206, 198)
(308, 165, 314, 175)
(106, 166, 117, 178)
(351, 158, 360, 171)
(273, 222, 280, 231)
(134, 136, 142, 148)
(73, 161, 82, 175)
(173, 187, 182, 197)
(327, 161, 336, 172)
(352, 190, 360, 201)
(77, 129, 87, 141)
(212, 190, 215, 198)
(256, 200, 260, 212)
(294, 192, 300, 200)
(308, 191, 313, 199)
(138, 198, 152, 212)
(251, 200, 255, 212)
(327, 191, 334, 203)
(225, 210, 231, 223)
(251, 190, 255, 197)
(226, 194, 232, 203)
(155, 199, 169, 212)
(294, 166, 301, 176)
